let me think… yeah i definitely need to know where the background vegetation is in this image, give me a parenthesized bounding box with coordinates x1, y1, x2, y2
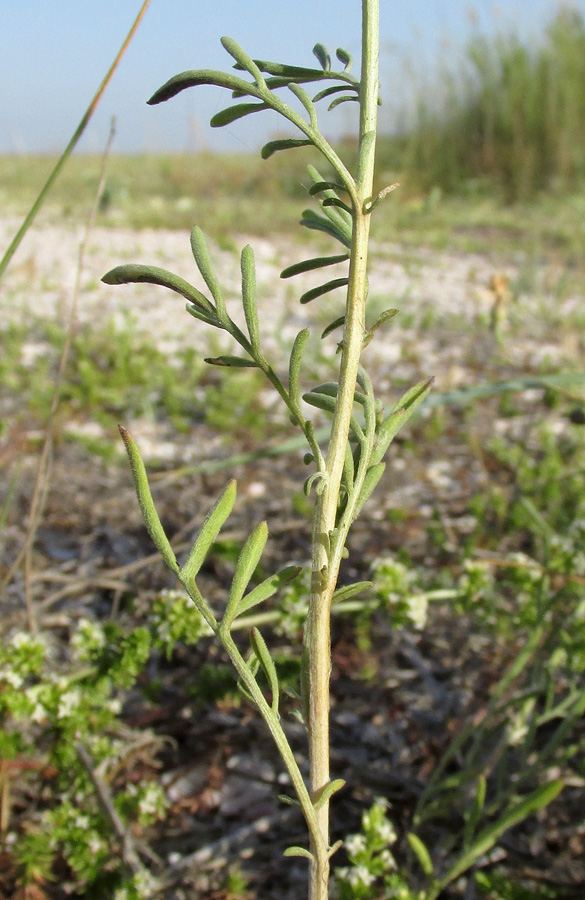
(0, 6, 584, 900)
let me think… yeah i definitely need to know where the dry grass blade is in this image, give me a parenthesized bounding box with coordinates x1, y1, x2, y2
(1, 121, 117, 630)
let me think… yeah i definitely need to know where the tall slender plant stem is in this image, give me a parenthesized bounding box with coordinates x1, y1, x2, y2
(305, 2, 379, 898)
(0, 0, 150, 281)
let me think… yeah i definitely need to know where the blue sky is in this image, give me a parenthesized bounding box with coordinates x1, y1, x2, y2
(1, 0, 583, 154)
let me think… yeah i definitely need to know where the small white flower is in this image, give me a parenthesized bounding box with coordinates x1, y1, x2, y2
(378, 848, 397, 870)
(345, 833, 366, 857)
(87, 834, 104, 854)
(348, 865, 375, 888)
(133, 868, 157, 897)
(405, 594, 428, 630)
(138, 783, 165, 818)
(75, 815, 90, 829)
(57, 688, 81, 719)
(10, 632, 32, 649)
(377, 820, 398, 845)
(0, 669, 23, 688)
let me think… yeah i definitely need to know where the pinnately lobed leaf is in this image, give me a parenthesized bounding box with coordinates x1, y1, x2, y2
(118, 426, 179, 574)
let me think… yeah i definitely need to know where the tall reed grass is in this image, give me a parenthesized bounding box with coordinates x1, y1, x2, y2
(380, 8, 585, 201)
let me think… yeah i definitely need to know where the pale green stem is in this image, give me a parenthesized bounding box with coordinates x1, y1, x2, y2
(305, 3, 379, 899)
(217, 632, 326, 861)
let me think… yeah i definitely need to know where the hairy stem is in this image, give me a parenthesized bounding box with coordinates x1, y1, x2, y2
(305, 2, 379, 898)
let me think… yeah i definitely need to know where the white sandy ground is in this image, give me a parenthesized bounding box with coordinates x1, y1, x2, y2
(0, 217, 582, 464)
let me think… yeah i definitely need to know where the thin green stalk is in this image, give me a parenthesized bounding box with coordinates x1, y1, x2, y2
(305, 3, 379, 898)
(220, 631, 326, 862)
(0, 0, 151, 281)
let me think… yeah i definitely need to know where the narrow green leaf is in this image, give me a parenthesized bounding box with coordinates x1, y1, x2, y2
(261, 138, 313, 159)
(328, 839, 344, 859)
(443, 780, 564, 887)
(321, 315, 345, 339)
(147, 69, 261, 105)
(118, 426, 179, 574)
(311, 382, 338, 397)
(313, 84, 358, 102)
(336, 47, 353, 71)
(300, 277, 349, 305)
(332, 581, 374, 603)
(241, 244, 260, 352)
(236, 565, 302, 617)
(250, 627, 280, 713)
(322, 197, 353, 214)
(210, 102, 269, 127)
(308, 165, 353, 233)
(262, 74, 324, 90)
(407, 834, 434, 877)
(227, 522, 269, 612)
(368, 307, 399, 333)
(313, 43, 331, 71)
(221, 36, 265, 86)
(303, 391, 364, 441)
(289, 328, 310, 409)
(304, 471, 325, 497)
(288, 83, 317, 127)
(303, 391, 336, 414)
(342, 442, 354, 492)
(281, 253, 349, 279)
(312, 778, 345, 811)
(300, 209, 352, 248)
(353, 463, 386, 519)
(284, 846, 314, 862)
(464, 775, 487, 849)
(238, 59, 325, 79)
(328, 94, 359, 111)
(185, 303, 222, 327)
(278, 794, 301, 807)
(391, 377, 435, 416)
(181, 480, 237, 584)
(204, 355, 258, 368)
(237, 651, 260, 706)
(102, 264, 216, 319)
(362, 307, 399, 348)
(190, 226, 226, 320)
(370, 377, 434, 466)
(309, 180, 348, 196)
